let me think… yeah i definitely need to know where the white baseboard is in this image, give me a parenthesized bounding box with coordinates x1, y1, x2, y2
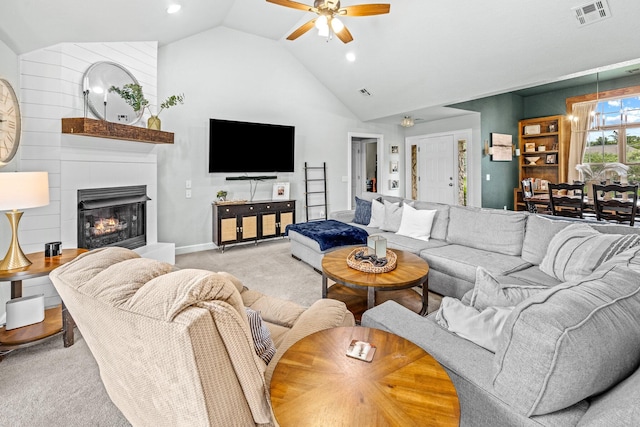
(175, 242, 217, 255)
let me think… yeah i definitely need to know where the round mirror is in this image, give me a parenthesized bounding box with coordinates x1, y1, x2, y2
(82, 61, 143, 125)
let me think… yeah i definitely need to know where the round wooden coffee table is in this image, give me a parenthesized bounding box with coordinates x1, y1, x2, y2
(322, 246, 429, 315)
(270, 326, 460, 426)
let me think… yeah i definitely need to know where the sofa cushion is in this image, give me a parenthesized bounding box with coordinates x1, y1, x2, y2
(383, 232, 449, 255)
(396, 204, 437, 241)
(492, 262, 640, 416)
(368, 198, 387, 228)
(420, 244, 531, 283)
(245, 307, 276, 364)
(539, 223, 640, 281)
(447, 206, 527, 256)
(469, 267, 548, 311)
(521, 215, 573, 265)
(504, 265, 563, 288)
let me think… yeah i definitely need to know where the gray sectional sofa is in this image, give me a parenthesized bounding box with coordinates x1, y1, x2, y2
(319, 193, 640, 426)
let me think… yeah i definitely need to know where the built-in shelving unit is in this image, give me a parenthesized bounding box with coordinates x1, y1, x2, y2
(61, 117, 174, 144)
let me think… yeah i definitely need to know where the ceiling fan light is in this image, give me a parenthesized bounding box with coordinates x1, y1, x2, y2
(331, 17, 344, 33)
(401, 116, 415, 127)
(315, 15, 328, 29)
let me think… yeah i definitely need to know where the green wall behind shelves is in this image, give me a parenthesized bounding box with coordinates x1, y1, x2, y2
(450, 73, 640, 210)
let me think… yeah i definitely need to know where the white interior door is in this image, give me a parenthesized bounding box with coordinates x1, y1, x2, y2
(418, 134, 457, 204)
(351, 141, 362, 203)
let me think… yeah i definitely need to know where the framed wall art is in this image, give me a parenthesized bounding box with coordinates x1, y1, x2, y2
(389, 179, 399, 189)
(390, 161, 399, 173)
(272, 182, 290, 200)
(390, 145, 399, 154)
(490, 133, 513, 161)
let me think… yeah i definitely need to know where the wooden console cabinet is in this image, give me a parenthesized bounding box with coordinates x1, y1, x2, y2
(212, 200, 295, 251)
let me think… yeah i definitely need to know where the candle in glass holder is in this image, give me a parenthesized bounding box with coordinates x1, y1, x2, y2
(367, 235, 387, 259)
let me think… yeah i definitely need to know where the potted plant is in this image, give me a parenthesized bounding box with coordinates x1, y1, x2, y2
(109, 83, 184, 130)
(216, 190, 228, 201)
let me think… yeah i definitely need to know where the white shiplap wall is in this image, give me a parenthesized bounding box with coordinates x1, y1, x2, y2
(9, 41, 162, 311)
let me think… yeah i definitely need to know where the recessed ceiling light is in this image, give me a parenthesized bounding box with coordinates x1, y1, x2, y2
(167, 4, 181, 14)
(346, 52, 356, 62)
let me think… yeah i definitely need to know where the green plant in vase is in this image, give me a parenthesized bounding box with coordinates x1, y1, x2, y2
(109, 83, 184, 130)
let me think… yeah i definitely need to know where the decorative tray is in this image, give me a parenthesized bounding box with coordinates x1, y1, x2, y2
(346, 247, 397, 274)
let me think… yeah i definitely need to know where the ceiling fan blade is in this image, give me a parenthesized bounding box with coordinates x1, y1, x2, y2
(338, 4, 390, 16)
(287, 18, 317, 40)
(266, 0, 314, 12)
(335, 26, 354, 44)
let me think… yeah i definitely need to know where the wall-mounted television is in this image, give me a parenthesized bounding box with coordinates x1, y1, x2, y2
(208, 118, 295, 173)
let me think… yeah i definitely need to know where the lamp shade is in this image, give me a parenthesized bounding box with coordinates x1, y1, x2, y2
(0, 171, 50, 211)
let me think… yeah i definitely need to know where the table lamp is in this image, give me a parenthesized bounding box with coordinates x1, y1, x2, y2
(0, 171, 50, 270)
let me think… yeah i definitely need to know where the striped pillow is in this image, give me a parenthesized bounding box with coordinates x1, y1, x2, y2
(245, 307, 276, 365)
(539, 223, 640, 281)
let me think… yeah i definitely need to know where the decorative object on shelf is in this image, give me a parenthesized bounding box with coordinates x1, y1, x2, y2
(523, 124, 541, 135)
(538, 146, 546, 152)
(109, 83, 184, 131)
(545, 154, 557, 164)
(272, 182, 290, 200)
(0, 171, 50, 270)
(524, 142, 536, 153)
(82, 61, 142, 125)
(216, 190, 228, 201)
(346, 246, 397, 273)
(400, 116, 415, 127)
(367, 235, 387, 258)
(490, 133, 513, 161)
(0, 78, 21, 165)
(525, 156, 540, 165)
(549, 123, 556, 132)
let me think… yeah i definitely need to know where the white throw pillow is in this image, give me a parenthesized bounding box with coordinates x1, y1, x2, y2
(469, 267, 548, 311)
(435, 296, 514, 353)
(396, 204, 437, 241)
(367, 198, 386, 228)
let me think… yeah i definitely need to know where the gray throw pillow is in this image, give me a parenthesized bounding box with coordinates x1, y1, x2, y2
(469, 267, 547, 311)
(245, 307, 276, 365)
(381, 200, 403, 232)
(539, 223, 640, 281)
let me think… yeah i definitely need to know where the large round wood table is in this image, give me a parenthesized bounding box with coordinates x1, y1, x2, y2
(270, 326, 460, 426)
(322, 246, 430, 316)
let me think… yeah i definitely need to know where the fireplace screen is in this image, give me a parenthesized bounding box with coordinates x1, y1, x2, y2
(77, 186, 150, 250)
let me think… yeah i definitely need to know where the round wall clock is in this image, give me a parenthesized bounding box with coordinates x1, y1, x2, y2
(0, 78, 21, 164)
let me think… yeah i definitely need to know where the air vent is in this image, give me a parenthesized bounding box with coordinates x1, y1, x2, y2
(572, 0, 611, 26)
(359, 88, 372, 96)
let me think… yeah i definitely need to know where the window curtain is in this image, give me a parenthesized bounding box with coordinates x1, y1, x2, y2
(567, 102, 597, 183)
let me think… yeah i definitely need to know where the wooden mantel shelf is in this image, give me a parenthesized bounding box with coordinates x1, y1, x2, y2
(61, 117, 174, 144)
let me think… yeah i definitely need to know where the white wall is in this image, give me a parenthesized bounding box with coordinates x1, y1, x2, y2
(156, 27, 402, 253)
(8, 41, 161, 310)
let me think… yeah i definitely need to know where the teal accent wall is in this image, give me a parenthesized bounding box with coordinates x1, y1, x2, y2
(449, 73, 640, 209)
(451, 93, 523, 210)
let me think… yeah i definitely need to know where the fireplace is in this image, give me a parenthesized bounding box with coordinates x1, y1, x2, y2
(77, 185, 151, 250)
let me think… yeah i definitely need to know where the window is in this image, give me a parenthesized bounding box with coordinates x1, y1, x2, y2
(582, 93, 640, 182)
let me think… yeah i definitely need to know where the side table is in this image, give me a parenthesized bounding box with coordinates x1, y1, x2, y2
(270, 326, 460, 426)
(0, 248, 87, 360)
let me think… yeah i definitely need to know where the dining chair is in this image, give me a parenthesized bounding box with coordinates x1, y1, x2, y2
(592, 183, 639, 226)
(521, 178, 538, 213)
(548, 182, 585, 218)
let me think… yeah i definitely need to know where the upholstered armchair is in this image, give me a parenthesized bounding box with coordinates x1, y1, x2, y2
(50, 247, 354, 426)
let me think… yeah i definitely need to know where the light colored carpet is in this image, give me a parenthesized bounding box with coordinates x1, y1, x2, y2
(0, 239, 441, 426)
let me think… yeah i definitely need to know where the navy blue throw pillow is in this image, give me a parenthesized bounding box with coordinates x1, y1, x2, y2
(353, 196, 373, 225)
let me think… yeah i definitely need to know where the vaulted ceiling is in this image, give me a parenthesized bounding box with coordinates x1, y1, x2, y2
(1, 0, 640, 124)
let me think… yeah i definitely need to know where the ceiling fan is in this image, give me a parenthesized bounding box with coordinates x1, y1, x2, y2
(267, 0, 390, 44)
